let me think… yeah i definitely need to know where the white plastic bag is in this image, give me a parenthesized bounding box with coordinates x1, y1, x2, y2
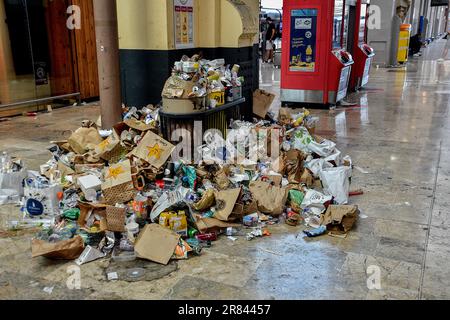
(319, 166, 352, 205)
(304, 159, 334, 178)
(307, 139, 336, 157)
(292, 127, 314, 153)
(24, 184, 62, 217)
(324, 148, 342, 166)
(301, 189, 333, 216)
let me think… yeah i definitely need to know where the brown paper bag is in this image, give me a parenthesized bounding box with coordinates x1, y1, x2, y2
(253, 89, 275, 118)
(249, 181, 287, 216)
(279, 107, 295, 125)
(124, 119, 156, 132)
(94, 132, 126, 163)
(101, 160, 135, 205)
(131, 131, 175, 169)
(214, 168, 230, 190)
(32, 236, 85, 260)
(214, 188, 242, 221)
(68, 126, 103, 155)
(283, 150, 306, 184)
(320, 205, 359, 235)
(162, 76, 195, 99)
(300, 168, 314, 187)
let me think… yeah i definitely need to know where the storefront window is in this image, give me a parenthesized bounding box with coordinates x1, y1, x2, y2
(0, 0, 98, 116)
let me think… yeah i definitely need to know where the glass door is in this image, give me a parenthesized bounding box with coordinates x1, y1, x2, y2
(1, 0, 84, 117)
(0, 0, 38, 108)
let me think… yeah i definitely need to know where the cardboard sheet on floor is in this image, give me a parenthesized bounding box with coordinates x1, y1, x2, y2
(194, 217, 240, 233)
(134, 224, 180, 265)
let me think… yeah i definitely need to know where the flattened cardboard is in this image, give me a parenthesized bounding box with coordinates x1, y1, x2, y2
(194, 216, 240, 233)
(134, 224, 180, 265)
(214, 188, 241, 221)
(131, 131, 175, 169)
(57, 161, 75, 177)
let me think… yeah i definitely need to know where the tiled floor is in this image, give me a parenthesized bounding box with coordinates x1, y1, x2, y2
(1, 39, 450, 300)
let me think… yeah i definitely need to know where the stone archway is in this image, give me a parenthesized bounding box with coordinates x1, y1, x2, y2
(226, 0, 259, 47)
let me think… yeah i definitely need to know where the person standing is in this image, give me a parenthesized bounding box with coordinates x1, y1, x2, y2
(264, 17, 276, 63)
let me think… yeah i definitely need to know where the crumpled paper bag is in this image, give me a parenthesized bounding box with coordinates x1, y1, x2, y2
(32, 236, 85, 260)
(249, 181, 287, 216)
(320, 205, 359, 235)
(193, 189, 215, 211)
(68, 125, 103, 155)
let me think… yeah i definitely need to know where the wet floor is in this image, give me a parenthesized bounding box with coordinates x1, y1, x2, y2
(1, 39, 450, 300)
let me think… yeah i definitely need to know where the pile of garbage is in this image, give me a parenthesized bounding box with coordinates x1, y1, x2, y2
(162, 54, 244, 110)
(0, 58, 363, 270)
(0, 100, 362, 268)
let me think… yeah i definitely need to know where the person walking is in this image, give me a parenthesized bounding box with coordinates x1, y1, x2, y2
(264, 17, 276, 63)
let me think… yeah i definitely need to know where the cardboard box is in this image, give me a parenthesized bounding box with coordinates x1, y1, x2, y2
(77, 175, 102, 194)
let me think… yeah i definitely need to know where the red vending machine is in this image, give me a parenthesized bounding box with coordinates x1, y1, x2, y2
(281, 0, 354, 106)
(347, 0, 375, 91)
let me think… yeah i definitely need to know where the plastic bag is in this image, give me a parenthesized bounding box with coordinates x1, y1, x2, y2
(319, 166, 352, 205)
(307, 139, 336, 157)
(292, 127, 314, 153)
(288, 190, 304, 213)
(324, 149, 342, 166)
(304, 158, 333, 178)
(301, 189, 333, 216)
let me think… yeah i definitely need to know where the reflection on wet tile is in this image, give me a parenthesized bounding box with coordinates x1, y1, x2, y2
(374, 219, 428, 245)
(339, 253, 422, 293)
(375, 237, 425, 265)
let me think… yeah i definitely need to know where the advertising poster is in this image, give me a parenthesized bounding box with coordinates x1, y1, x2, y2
(289, 9, 318, 72)
(174, 0, 194, 49)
